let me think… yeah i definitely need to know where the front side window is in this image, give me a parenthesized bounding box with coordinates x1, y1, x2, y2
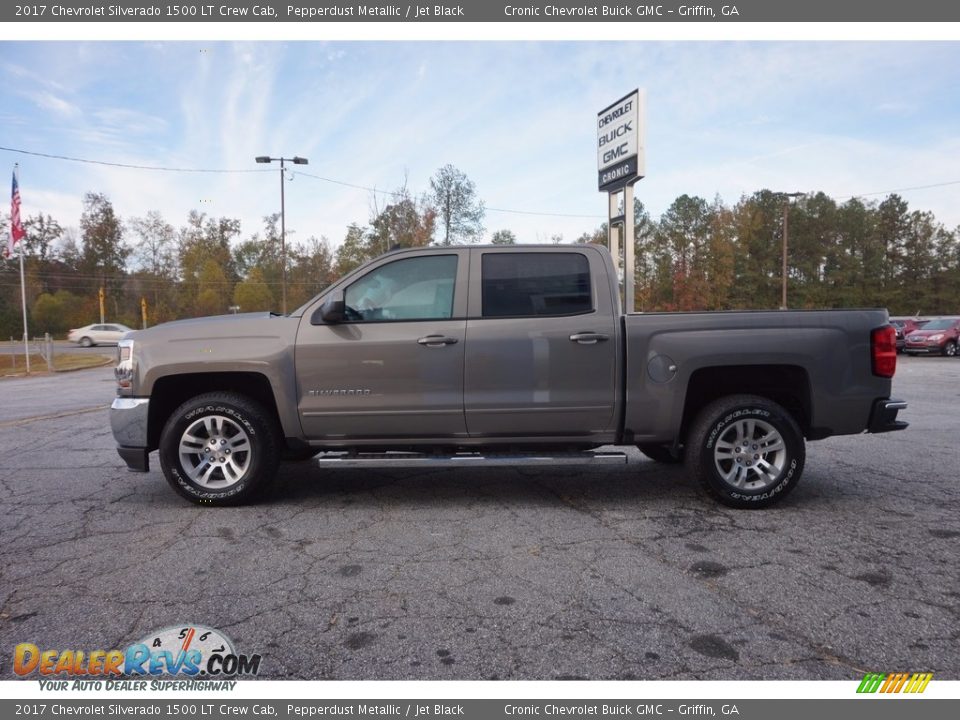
(481, 252, 592, 318)
(344, 255, 457, 322)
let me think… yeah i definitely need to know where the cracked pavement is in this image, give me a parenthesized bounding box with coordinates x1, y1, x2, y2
(0, 357, 957, 680)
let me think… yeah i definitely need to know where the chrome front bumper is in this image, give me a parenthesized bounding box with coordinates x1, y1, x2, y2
(110, 397, 151, 472)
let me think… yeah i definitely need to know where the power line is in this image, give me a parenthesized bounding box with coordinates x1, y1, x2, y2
(486, 206, 605, 219)
(0, 146, 605, 221)
(836, 179, 960, 200)
(292, 171, 605, 220)
(0, 146, 274, 174)
(8, 143, 959, 221)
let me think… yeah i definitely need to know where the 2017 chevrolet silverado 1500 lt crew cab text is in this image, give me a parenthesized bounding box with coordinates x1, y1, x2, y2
(110, 245, 907, 508)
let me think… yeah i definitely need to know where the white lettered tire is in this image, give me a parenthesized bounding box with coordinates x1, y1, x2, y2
(159, 392, 280, 506)
(685, 394, 805, 509)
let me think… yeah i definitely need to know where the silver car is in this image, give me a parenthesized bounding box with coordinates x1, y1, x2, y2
(68, 323, 132, 347)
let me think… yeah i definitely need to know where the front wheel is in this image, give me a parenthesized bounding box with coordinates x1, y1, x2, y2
(685, 395, 805, 509)
(944, 341, 957, 357)
(159, 392, 280, 505)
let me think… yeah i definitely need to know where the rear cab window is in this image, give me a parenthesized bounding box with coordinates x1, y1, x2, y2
(480, 252, 593, 318)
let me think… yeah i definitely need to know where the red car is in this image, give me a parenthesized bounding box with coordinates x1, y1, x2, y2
(889, 317, 929, 353)
(903, 317, 960, 357)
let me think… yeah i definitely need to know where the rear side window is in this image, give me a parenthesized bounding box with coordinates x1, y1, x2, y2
(481, 253, 592, 318)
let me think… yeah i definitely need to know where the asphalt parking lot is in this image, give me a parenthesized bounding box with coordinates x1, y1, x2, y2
(0, 356, 957, 681)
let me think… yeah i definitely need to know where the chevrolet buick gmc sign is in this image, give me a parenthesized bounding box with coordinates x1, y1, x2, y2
(597, 89, 645, 190)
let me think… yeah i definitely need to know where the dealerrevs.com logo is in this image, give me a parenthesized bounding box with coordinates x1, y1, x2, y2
(857, 672, 933, 694)
(13, 624, 261, 686)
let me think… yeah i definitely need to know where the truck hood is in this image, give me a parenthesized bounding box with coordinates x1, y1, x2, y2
(125, 312, 283, 341)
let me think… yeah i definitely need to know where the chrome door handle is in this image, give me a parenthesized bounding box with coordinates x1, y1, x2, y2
(417, 335, 459, 347)
(569, 332, 610, 345)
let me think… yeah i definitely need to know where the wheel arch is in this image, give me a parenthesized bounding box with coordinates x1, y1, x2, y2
(680, 364, 812, 444)
(147, 372, 284, 451)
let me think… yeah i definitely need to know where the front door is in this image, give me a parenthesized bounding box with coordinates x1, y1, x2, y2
(296, 251, 469, 441)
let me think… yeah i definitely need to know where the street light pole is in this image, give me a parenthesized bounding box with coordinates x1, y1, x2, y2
(255, 154, 309, 314)
(778, 191, 805, 310)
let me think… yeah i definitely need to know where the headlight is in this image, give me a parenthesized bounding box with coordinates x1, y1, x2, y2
(115, 338, 136, 390)
(928, 334, 943, 342)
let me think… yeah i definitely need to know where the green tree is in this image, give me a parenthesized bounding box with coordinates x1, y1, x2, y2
(490, 229, 517, 245)
(80, 192, 129, 297)
(428, 164, 484, 245)
(334, 224, 372, 277)
(195, 259, 230, 317)
(23, 213, 62, 264)
(129, 210, 178, 321)
(655, 194, 712, 310)
(288, 236, 336, 308)
(233, 267, 274, 312)
(729, 191, 783, 309)
(179, 212, 240, 316)
(30, 290, 86, 335)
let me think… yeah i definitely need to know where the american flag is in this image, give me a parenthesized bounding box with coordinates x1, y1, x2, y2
(7, 166, 25, 258)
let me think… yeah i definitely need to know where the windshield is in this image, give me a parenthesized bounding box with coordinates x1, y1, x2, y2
(917, 318, 957, 331)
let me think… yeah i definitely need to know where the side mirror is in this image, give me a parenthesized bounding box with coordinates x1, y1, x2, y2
(314, 291, 346, 324)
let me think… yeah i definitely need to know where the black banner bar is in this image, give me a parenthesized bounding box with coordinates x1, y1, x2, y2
(2, 699, 959, 720)
(5, 1, 960, 23)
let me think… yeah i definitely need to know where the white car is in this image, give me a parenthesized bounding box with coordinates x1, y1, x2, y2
(68, 323, 132, 347)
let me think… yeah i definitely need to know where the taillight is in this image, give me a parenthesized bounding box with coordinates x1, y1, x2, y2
(872, 325, 897, 378)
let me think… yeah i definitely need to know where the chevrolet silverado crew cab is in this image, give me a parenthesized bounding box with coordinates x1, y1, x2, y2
(110, 244, 907, 508)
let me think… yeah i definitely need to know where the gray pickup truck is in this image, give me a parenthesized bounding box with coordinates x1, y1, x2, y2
(111, 244, 906, 508)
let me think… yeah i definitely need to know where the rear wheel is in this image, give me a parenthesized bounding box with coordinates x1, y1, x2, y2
(80, 336, 93, 348)
(685, 394, 805, 509)
(159, 392, 280, 505)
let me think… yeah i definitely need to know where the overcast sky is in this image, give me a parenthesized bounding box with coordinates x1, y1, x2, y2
(2, 40, 960, 254)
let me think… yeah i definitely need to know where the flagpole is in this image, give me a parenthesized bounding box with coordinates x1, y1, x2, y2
(11, 163, 29, 374)
(19, 236, 30, 374)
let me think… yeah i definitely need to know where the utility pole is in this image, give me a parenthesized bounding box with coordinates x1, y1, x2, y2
(255, 155, 309, 314)
(778, 192, 806, 310)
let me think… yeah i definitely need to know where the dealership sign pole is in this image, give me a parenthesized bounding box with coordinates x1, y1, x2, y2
(598, 89, 645, 312)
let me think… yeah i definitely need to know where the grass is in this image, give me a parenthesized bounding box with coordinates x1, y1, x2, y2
(0, 352, 112, 375)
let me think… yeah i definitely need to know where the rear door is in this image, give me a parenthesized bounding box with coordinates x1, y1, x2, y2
(463, 247, 618, 439)
(296, 250, 470, 441)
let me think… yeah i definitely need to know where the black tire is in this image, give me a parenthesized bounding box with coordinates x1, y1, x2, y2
(159, 392, 280, 506)
(638, 443, 682, 464)
(943, 341, 957, 357)
(684, 394, 805, 509)
(80, 336, 93, 348)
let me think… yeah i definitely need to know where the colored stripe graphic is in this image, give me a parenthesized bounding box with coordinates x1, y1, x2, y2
(857, 672, 885, 693)
(906, 673, 933, 693)
(858, 672, 932, 693)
